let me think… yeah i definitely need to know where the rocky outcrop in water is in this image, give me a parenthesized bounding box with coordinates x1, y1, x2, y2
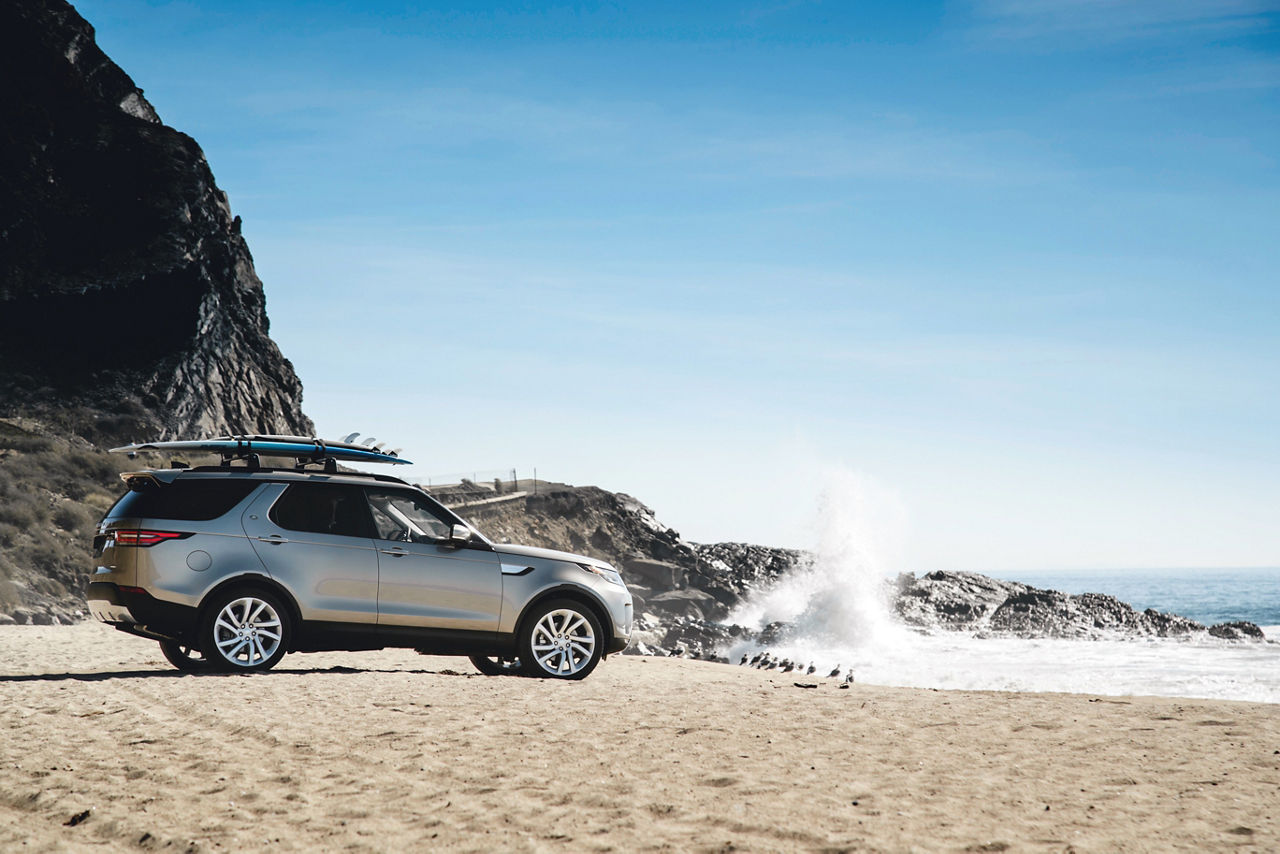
(893, 570, 1027, 629)
(890, 571, 1258, 640)
(1207, 621, 1265, 641)
(0, 0, 312, 442)
(891, 571, 1213, 638)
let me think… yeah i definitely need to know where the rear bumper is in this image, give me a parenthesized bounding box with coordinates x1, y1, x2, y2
(88, 582, 198, 642)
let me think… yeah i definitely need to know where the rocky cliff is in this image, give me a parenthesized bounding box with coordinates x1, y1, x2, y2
(0, 0, 311, 622)
(0, 0, 312, 442)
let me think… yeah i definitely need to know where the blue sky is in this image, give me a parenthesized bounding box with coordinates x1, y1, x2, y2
(78, 0, 1279, 570)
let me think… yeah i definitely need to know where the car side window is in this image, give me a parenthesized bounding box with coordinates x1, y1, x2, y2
(270, 484, 373, 538)
(365, 489, 452, 543)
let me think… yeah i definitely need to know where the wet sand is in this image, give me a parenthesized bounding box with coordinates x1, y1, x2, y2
(0, 622, 1276, 852)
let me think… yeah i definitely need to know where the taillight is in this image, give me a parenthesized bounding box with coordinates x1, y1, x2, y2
(113, 530, 189, 547)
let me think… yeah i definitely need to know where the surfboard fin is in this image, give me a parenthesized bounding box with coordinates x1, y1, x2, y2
(341, 432, 360, 444)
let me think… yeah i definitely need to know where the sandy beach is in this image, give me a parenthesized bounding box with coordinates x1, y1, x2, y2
(0, 623, 1275, 852)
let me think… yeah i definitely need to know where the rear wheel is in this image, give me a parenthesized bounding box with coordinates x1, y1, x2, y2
(201, 589, 291, 672)
(518, 599, 603, 680)
(469, 655, 523, 676)
(159, 640, 211, 672)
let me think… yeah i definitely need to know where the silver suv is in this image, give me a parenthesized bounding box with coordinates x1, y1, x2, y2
(88, 464, 632, 679)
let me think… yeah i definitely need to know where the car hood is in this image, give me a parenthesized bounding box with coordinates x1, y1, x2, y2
(495, 542, 613, 570)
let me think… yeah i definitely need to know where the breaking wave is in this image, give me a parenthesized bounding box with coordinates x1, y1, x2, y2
(726, 469, 1280, 704)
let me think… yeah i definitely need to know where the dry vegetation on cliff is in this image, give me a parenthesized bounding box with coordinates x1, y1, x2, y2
(0, 420, 135, 622)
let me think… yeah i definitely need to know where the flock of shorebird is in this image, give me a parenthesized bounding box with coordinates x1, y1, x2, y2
(738, 652, 855, 683)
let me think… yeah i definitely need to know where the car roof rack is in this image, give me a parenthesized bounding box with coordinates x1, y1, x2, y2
(110, 435, 412, 470)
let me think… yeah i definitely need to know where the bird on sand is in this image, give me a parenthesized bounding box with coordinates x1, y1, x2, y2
(827, 664, 842, 679)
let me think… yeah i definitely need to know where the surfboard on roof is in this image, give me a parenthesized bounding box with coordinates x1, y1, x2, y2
(108, 435, 412, 466)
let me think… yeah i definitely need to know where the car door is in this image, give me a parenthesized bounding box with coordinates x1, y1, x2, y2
(242, 482, 380, 624)
(365, 487, 502, 631)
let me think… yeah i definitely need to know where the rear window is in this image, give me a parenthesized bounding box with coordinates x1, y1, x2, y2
(270, 483, 373, 538)
(109, 479, 260, 522)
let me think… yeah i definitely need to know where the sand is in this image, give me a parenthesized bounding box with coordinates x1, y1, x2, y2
(0, 623, 1276, 852)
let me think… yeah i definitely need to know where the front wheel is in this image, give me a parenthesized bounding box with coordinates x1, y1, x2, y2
(201, 589, 291, 672)
(469, 655, 523, 676)
(518, 599, 604, 680)
(159, 640, 211, 673)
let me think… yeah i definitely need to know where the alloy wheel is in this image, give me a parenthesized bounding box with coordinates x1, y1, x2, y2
(530, 608, 596, 676)
(212, 596, 284, 668)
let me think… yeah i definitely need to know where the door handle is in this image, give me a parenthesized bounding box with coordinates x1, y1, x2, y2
(379, 547, 408, 557)
(258, 535, 289, 545)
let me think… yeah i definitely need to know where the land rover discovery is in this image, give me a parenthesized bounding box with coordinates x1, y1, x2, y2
(88, 462, 632, 679)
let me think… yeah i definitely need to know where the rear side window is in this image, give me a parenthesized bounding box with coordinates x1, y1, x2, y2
(111, 479, 259, 522)
(270, 484, 373, 538)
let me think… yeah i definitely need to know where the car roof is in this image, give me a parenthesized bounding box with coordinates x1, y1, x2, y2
(121, 466, 417, 489)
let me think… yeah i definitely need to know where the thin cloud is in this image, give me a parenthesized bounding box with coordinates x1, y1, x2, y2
(1153, 57, 1280, 94)
(968, 0, 1277, 45)
(680, 123, 1070, 185)
(236, 83, 1072, 189)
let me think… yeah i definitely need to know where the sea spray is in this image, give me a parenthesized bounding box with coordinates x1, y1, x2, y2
(727, 469, 909, 659)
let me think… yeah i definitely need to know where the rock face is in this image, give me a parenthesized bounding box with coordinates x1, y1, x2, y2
(0, 0, 312, 443)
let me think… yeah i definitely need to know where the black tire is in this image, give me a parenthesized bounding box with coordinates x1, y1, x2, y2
(518, 598, 604, 680)
(468, 655, 523, 676)
(159, 640, 212, 673)
(200, 588, 292, 672)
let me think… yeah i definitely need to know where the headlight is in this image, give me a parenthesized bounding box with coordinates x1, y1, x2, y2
(578, 563, 626, 587)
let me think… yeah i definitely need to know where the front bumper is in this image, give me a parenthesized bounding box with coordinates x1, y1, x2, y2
(601, 588, 634, 655)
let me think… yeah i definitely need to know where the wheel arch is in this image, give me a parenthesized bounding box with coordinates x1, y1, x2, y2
(197, 573, 303, 650)
(514, 584, 614, 648)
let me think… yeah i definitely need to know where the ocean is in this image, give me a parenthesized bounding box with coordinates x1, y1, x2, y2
(991, 568, 1280, 628)
(723, 474, 1280, 704)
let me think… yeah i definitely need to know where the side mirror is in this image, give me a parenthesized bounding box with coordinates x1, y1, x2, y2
(447, 524, 472, 547)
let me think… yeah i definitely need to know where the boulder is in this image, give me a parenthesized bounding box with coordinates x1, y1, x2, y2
(647, 589, 717, 621)
(1208, 621, 1265, 641)
(895, 571, 1029, 630)
(623, 558, 685, 589)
